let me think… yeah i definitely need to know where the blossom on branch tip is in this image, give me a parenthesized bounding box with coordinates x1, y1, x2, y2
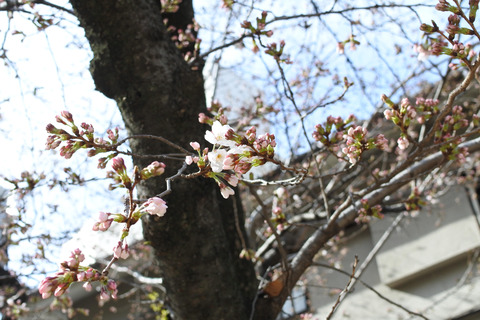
(38, 277, 58, 299)
(110, 156, 132, 188)
(224, 173, 239, 187)
(198, 112, 211, 124)
(92, 212, 113, 231)
(218, 182, 235, 199)
(144, 197, 168, 217)
(107, 127, 119, 143)
(38, 248, 101, 299)
(60, 111, 73, 122)
(190, 141, 200, 151)
(100, 279, 118, 300)
(384, 109, 393, 120)
(111, 157, 126, 174)
(253, 133, 276, 157)
(141, 161, 166, 179)
(113, 241, 129, 259)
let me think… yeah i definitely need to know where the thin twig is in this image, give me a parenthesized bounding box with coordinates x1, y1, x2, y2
(158, 163, 188, 198)
(335, 212, 405, 308)
(32, 0, 75, 15)
(314, 262, 429, 320)
(232, 196, 249, 254)
(116, 134, 190, 155)
(325, 255, 358, 320)
(248, 186, 290, 272)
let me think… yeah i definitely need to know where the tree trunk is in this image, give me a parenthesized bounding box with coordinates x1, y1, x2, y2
(68, 1, 258, 319)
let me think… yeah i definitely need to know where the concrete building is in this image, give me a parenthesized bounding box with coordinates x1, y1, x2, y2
(308, 185, 480, 319)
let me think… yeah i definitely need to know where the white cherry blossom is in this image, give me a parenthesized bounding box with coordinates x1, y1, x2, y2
(204, 121, 236, 147)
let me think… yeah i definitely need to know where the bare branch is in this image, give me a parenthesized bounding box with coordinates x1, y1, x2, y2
(326, 255, 358, 320)
(314, 262, 429, 319)
(288, 135, 480, 305)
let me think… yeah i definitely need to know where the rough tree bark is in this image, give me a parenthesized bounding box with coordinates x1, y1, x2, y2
(68, 1, 262, 319)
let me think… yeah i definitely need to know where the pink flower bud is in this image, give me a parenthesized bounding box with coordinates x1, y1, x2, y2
(100, 288, 110, 300)
(145, 161, 166, 177)
(54, 283, 68, 297)
(113, 241, 129, 259)
(336, 42, 345, 54)
(383, 109, 393, 120)
(219, 183, 235, 199)
(198, 113, 209, 124)
(39, 277, 57, 299)
(219, 114, 228, 125)
(46, 123, 57, 133)
(107, 279, 117, 291)
(98, 212, 109, 222)
(224, 174, 239, 187)
(61, 111, 73, 122)
(85, 269, 94, 279)
(87, 149, 97, 157)
(55, 115, 66, 125)
(144, 197, 168, 217)
(111, 157, 126, 173)
(190, 141, 200, 151)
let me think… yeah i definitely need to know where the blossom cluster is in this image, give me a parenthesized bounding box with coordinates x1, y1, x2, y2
(185, 120, 277, 198)
(413, 38, 446, 61)
(92, 196, 168, 234)
(264, 40, 292, 64)
(240, 11, 274, 38)
(312, 115, 389, 165)
(383, 96, 444, 150)
(336, 34, 360, 54)
(382, 94, 474, 157)
(404, 187, 427, 212)
(44, 127, 171, 302)
(435, 105, 470, 141)
(241, 12, 272, 54)
(240, 10, 293, 63)
(355, 199, 383, 223)
(107, 157, 166, 193)
(38, 249, 118, 301)
(198, 100, 228, 126)
(419, 1, 478, 68)
(45, 111, 119, 163)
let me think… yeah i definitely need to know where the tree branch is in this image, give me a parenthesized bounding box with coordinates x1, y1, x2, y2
(284, 136, 480, 311)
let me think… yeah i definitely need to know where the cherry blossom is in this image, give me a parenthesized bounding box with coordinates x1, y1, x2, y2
(141, 161, 166, 179)
(204, 121, 236, 147)
(219, 183, 235, 199)
(207, 149, 228, 172)
(92, 212, 113, 232)
(113, 241, 129, 259)
(190, 141, 200, 150)
(143, 197, 168, 217)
